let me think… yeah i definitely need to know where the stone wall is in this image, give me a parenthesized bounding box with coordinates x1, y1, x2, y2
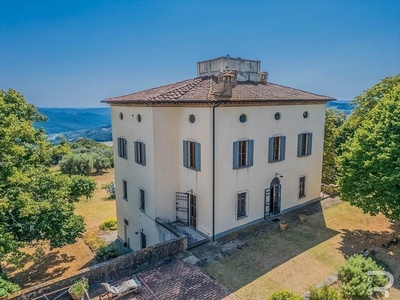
(321, 184, 339, 196)
(11, 237, 187, 300)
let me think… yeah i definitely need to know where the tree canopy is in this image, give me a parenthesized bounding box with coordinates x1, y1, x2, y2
(338, 75, 400, 146)
(322, 109, 346, 184)
(338, 82, 400, 219)
(60, 138, 113, 175)
(0, 90, 86, 274)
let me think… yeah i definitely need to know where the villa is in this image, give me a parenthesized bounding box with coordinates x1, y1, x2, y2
(102, 56, 334, 250)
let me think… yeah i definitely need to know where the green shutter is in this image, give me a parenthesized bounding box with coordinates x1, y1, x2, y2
(233, 141, 239, 169)
(195, 142, 201, 171)
(268, 137, 274, 163)
(123, 139, 127, 159)
(141, 142, 146, 166)
(280, 136, 286, 161)
(134, 141, 138, 163)
(297, 134, 302, 157)
(248, 140, 254, 167)
(307, 133, 313, 156)
(183, 141, 188, 168)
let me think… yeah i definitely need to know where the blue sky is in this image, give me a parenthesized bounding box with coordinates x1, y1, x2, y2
(1, 0, 399, 107)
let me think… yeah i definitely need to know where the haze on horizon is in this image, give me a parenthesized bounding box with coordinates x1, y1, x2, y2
(1, 0, 399, 108)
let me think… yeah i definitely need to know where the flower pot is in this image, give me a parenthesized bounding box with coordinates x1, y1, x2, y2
(68, 289, 83, 300)
(299, 214, 307, 224)
(279, 222, 287, 231)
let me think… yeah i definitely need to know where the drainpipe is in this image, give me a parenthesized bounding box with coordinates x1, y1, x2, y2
(212, 102, 221, 241)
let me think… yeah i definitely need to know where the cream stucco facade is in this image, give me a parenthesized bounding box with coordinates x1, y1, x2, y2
(104, 56, 334, 251)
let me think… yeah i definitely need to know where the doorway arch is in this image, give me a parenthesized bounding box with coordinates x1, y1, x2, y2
(269, 177, 281, 216)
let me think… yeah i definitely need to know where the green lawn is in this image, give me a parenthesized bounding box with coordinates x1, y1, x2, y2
(204, 201, 400, 299)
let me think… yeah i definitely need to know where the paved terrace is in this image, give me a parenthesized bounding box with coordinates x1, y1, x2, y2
(87, 260, 238, 300)
(32, 196, 340, 300)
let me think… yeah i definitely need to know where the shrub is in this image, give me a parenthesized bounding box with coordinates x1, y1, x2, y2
(309, 284, 340, 300)
(69, 277, 89, 297)
(268, 290, 303, 300)
(95, 244, 120, 262)
(69, 175, 96, 201)
(60, 153, 93, 176)
(102, 181, 116, 200)
(338, 254, 388, 299)
(100, 218, 117, 231)
(0, 276, 20, 297)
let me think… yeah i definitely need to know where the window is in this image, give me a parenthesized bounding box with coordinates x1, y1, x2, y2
(139, 188, 145, 211)
(233, 139, 254, 169)
(134, 141, 146, 165)
(299, 176, 306, 198)
(236, 191, 247, 219)
(122, 179, 128, 200)
(117, 137, 127, 159)
(183, 140, 201, 171)
(297, 132, 313, 157)
(268, 136, 286, 163)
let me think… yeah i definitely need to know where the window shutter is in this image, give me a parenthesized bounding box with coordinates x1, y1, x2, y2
(142, 142, 146, 166)
(268, 137, 274, 163)
(124, 138, 127, 158)
(117, 138, 121, 157)
(307, 133, 313, 156)
(183, 141, 188, 168)
(233, 141, 239, 169)
(134, 141, 138, 163)
(248, 140, 254, 167)
(297, 134, 302, 157)
(195, 142, 201, 171)
(280, 136, 286, 161)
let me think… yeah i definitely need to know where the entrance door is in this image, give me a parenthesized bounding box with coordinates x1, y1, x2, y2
(140, 231, 146, 249)
(269, 177, 281, 215)
(123, 219, 130, 247)
(189, 193, 197, 228)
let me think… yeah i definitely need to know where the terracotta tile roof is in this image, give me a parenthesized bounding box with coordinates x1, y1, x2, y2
(102, 76, 335, 105)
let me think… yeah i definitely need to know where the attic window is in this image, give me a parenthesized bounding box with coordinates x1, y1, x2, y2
(137, 114, 142, 123)
(189, 114, 196, 123)
(119, 113, 123, 120)
(274, 112, 281, 120)
(239, 114, 247, 123)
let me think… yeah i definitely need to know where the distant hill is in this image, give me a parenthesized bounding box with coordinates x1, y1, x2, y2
(34, 102, 354, 143)
(34, 107, 111, 143)
(327, 100, 355, 115)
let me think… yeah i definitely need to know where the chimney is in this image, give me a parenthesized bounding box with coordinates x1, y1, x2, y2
(216, 70, 237, 97)
(259, 71, 268, 83)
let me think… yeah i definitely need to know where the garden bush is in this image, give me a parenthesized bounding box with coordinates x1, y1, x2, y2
(99, 218, 117, 231)
(338, 254, 388, 299)
(309, 284, 340, 300)
(102, 181, 116, 200)
(95, 244, 120, 262)
(0, 275, 20, 297)
(268, 290, 303, 300)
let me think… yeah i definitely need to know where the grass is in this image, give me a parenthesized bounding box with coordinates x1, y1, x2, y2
(204, 201, 400, 299)
(75, 168, 116, 233)
(82, 232, 107, 251)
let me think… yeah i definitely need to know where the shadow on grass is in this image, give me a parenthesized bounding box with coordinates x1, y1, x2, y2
(10, 251, 74, 288)
(338, 224, 400, 292)
(201, 201, 340, 292)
